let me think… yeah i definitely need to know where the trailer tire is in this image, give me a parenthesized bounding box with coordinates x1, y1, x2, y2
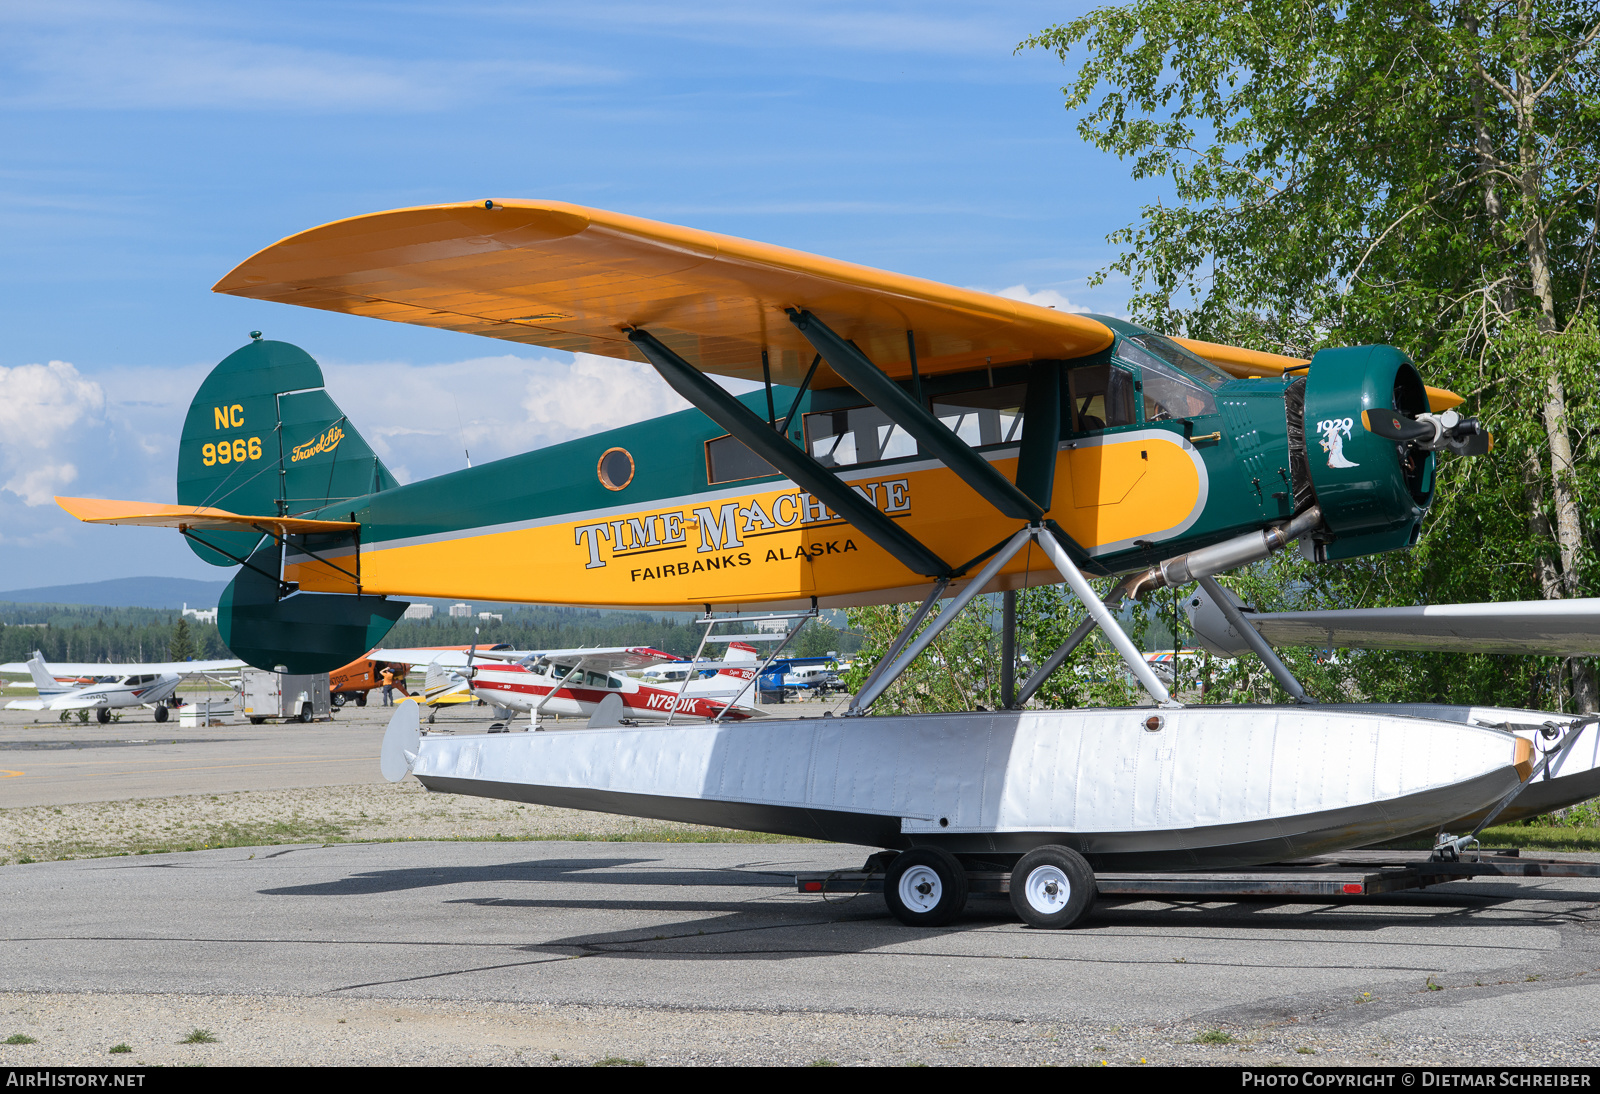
(884, 847, 968, 927)
(298, 704, 312, 723)
(1009, 845, 1096, 929)
(249, 717, 265, 725)
(153, 704, 168, 724)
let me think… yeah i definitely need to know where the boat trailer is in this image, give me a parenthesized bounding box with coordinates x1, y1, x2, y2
(796, 848, 1600, 929)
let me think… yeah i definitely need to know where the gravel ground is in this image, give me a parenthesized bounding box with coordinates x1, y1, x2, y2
(2, 990, 1596, 1066)
(0, 781, 800, 864)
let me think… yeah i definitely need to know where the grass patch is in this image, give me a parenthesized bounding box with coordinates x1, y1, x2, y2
(4, 1034, 37, 1045)
(109, 1043, 131, 1054)
(1377, 826, 1600, 853)
(1192, 1030, 1234, 1045)
(593, 1056, 645, 1067)
(180, 1029, 217, 1044)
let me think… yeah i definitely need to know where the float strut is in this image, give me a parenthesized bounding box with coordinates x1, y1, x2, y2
(1196, 575, 1311, 703)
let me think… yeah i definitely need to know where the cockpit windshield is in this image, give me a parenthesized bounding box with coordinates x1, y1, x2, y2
(1122, 333, 1232, 389)
(1115, 337, 1222, 421)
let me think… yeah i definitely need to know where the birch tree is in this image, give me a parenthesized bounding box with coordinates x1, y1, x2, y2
(1025, 0, 1600, 710)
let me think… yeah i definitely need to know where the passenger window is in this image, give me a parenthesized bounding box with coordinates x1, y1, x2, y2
(803, 405, 918, 468)
(931, 384, 1027, 447)
(706, 434, 776, 485)
(1067, 366, 1136, 432)
(607, 676, 623, 689)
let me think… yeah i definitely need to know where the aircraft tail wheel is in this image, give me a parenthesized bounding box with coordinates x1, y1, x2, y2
(884, 847, 969, 927)
(96, 707, 111, 724)
(1009, 845, 1096, 929)
(355, 691, 367, 707)
(153, 705, 169, 723)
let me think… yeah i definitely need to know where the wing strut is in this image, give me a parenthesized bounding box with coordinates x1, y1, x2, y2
(628, 328, 953, 579)
(787, 309, 1045, 522)
(848, 525, 1178, 715)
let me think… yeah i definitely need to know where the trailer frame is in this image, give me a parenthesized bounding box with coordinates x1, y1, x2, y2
(796, 848, 1600, 909)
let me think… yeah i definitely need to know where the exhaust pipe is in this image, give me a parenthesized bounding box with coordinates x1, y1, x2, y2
(1127, 506, 1323, 597)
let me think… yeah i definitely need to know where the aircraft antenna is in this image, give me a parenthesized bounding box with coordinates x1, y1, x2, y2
(453, 395, 472, 468)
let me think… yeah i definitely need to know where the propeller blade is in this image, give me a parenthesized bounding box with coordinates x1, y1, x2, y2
(1362, 409, 1434, 443)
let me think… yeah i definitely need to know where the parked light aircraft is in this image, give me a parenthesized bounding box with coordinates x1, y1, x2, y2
(372, 642, 764, 726)
(56, 199, 1600, 929)
(1, 651, 244, 722)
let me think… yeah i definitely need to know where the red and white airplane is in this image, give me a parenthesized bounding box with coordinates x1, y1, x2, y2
(369, 643, 766, 727)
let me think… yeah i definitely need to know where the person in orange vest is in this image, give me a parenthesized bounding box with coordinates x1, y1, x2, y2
(380, 665, 397, 706)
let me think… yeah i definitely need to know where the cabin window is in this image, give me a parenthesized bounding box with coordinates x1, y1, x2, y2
(583, 670, 610, 688)
(1115, 339, 1221, 421)
(1066, 365, 1137, 432)
(931, 384, 1028, 447)
(705, 434, 777, 485)
(803, 405, 918, 468)
(597, 447, 635, 490)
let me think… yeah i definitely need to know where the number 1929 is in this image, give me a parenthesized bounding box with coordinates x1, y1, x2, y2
(203, 437, 262, 465)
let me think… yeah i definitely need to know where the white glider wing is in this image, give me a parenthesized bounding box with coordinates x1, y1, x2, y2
(368, 646, 680, 673)
(0, 659, 245, 676)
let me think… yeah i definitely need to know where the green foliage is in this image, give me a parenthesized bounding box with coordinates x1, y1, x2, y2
(168, 617, 195, 663)
(180, 1028, 217, 1044)
(1025, 1, 1600, 710)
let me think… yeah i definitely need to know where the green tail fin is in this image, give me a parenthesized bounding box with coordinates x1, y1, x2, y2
(178, 338, 398, 567)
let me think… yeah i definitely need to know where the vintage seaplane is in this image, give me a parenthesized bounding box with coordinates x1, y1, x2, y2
(58, 199, 1600, 928)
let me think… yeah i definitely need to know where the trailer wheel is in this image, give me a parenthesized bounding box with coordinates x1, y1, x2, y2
(96, 707, 111, 724)
(153, 705, 168, 724)
(1009, 845, 1096, 929)
(249, 717, 265, 725)
(884, 847, 968, 927)
(298, 703, 313, 723)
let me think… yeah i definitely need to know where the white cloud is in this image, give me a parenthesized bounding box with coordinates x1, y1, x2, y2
(0, 5, 617, 112)
(318, 352, 701, 484)
(0, 360, 105, 505)
(991, 284, 1091, 313)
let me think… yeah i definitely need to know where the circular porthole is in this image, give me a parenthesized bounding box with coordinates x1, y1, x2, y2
(597, 447, 635, 491)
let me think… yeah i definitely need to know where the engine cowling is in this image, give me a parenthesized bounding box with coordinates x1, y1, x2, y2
(1297, 345, 1435, 562)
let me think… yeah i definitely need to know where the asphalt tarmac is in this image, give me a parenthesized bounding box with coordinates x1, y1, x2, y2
(5, 840, 1600, 1061)
(0, 696, 847, 808)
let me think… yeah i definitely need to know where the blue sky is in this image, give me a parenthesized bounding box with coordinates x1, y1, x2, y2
(0, 0, 1161, 591)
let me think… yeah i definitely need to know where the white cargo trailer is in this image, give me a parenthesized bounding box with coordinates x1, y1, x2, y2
(238, 669, 331, 724)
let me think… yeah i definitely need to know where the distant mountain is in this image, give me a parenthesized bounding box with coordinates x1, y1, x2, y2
(0, 577, 231, 609)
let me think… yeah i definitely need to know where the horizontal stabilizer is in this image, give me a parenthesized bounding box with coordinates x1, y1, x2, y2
(1188, 588, 1600, 657)
(55, 497, 358, 535)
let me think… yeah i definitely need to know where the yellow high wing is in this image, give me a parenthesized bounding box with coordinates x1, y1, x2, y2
(213, 200, 1116, 386)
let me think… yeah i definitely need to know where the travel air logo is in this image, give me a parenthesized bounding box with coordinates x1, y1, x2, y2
(291, 423, 345, 464)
